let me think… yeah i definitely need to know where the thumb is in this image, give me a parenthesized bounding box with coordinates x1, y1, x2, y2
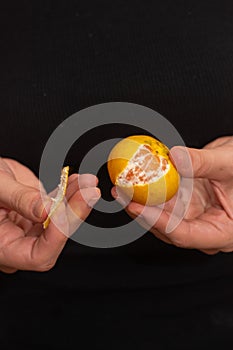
(170, 146, 230, 180)
(0, 175, 49, 222)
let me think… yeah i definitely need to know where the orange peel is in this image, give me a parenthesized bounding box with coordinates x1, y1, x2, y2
(43, 166, 69, 229)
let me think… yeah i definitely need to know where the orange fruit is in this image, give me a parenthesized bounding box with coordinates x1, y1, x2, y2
(107, 135, 179, 206)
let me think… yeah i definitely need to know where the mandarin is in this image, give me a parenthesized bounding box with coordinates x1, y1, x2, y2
(107, 135, 179, 205)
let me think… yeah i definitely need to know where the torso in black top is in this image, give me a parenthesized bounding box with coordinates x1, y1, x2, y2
(0, 1, 233, 348)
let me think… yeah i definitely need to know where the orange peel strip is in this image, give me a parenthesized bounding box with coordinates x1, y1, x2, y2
(43, 166, 69, 229)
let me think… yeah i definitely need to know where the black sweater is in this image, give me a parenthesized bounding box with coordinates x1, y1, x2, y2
(1, 1, 233, 348)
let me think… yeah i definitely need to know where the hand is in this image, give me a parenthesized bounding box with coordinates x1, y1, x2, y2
(113, 136, 233, 254)
(0, 158, 100, 273)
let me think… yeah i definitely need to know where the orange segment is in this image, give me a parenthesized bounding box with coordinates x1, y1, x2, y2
(117, 145, 165, 184)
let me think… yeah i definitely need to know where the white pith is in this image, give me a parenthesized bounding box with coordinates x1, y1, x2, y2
(116, 144, 169, 186)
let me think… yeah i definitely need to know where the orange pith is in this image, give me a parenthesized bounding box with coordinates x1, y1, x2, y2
(107, 135, 180, 206)
(117, 144, 168, 185)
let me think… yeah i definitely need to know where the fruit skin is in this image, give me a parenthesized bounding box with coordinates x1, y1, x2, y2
(107, 135, 180, 206)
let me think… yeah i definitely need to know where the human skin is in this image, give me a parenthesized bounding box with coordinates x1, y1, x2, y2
(1, 136, 232, 274)
(0, 158, 100, 273)
(113, 136, 233, 254)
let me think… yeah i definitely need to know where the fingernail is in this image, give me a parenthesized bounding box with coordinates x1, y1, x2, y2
(115, 195, 128, 207)
(132, 212, 144, 219)
(115, 187, 131, 207)
(130, 208, 144, 218)
(87, 197, 100, 208)
(170, 147, 189, 170)
(34, 197, 52, 219)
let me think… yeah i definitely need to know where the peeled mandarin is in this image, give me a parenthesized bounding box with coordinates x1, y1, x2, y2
(107, 135, 180, 205)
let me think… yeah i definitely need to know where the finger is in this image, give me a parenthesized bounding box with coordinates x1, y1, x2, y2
(5, 175, 99, 231)
(0, 219, 34, 269)
(66, 186, 101, 234)
(148, 227, 173, 244)
(3, 158, 46, 192)
(28, 186, 100, 270)
(26, 188, 100, 270)
(127, 203, 233, 250)
(112, 177, 189, 219)
(111, 186, 132, 207)
(112, 186, 172, 245)
(0, 175, 50, 223)
(26, 223, 44, 237)
(204, 136, 233, 149)
(7, 211, 33, 233)
(77, 174, 99, 188)
(125, 207, 172, 244)
(66, 174, 99, 201)
(0, 186, 100, 272)
(0, 265, 18, 274)
(0, 206, 67, 271)
(199, 249, 219, 255)
(170, 145, 233, 180)
(127, 201, 165, 228)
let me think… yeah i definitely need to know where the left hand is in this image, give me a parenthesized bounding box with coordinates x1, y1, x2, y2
(112, 136, 233, 255)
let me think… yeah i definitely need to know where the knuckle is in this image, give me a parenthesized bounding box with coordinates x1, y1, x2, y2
(37, 262, 56, 272)
(0, 266, 18, 274)
(193, 150, 211, 177)
(13, 186, 40, 213)
(29, 192, 41, 211)
(33, 259, 56, 272)
(11, 186, 24, 211)
(28, 251, 56, 272)
(200, 249, 219, 255)
(22, 239, 59, 272)
(171, 233, 191, 249)
(221, 248, 233, 253)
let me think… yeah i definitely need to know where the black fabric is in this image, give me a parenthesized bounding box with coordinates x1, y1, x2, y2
(1, 1, 233, 348)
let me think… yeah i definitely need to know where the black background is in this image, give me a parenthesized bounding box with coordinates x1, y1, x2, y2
(1, 1, 233, 349)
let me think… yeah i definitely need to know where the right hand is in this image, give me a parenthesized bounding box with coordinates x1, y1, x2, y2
(0, 158, 100, 273)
